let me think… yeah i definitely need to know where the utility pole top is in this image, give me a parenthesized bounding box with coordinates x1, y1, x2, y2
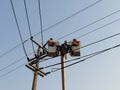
(25, 37, 81, 90)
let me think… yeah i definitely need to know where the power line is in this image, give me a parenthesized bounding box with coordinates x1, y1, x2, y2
(38, 0, 44, 45)
(0, 63, 25, 79)
(40, 32, 120, 63)
(51, 43, 120, 73)
(33, 0, 102, 36)
(56, 10, 120, 40)
(1, 11, 120, 61)
(80, 32, 120, 49)
(0, 40, 28, 59)
(0, 56, 25, 72)
(1, 32, 120, 78)
(0, 52, 33, 72)
(23, 0, 36, 54)
(40, 51, 103, 70)
(10, 0, 28, 57)
(77, 17, 120, 39)
(0, 0, 105, 58)
(1, 9, 119, 59)
(39, 32, 120, 70)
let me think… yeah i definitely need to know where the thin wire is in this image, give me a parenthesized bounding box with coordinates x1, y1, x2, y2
(33, 0, 102, 36)
(0, 43, 120, 79)
(80, 32, 120, 49)
(1, 32, 120, 72)
(77, 17, 120, 39)
(56, 10, 120, 40)
(10, 0, 28, 57)
(0, 56, 25, 72)
(0, 9, 120, 60)
(40, 28, 120, 63)
(40, 32, 120, 69)
(1, 5, 118, 59)
(0, 40, 28, 59)
(1, 33, 120, 78)
(51, 43, 120, 72)
(38, 0, 44, 45)
(40, 51, 103, 70)
(23, 0, 36, 54)
(0, 63, 25, 79)
(0, 52, 33, 72)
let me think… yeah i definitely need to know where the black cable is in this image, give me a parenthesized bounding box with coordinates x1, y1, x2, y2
(80, 32, 120, 49)
(38, 0, 44, 45)
(0, 40, 28, 59)
(40, 32, 120, 63)
(33, 0, 102, 36)
(0, 56, 25, 72)
(23, 0, 36, 54)
(1, 32, 120, 73)
(77, 18, 120, 39)
(10, 0, 28, 57)
(40, 50, 103, 70)
(1, 7, 119, 59)
(1, 32, 120, 78)
(40, 37, 120, 70)
(51, 43, 120, 72)
(0, 63, 25, 79)
(0, 52, 33, 72)
(0, 43, 120, 79)
(56, 10, 120, 40)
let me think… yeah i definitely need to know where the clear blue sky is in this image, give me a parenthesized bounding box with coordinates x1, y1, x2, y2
(0, 0, 120, 90)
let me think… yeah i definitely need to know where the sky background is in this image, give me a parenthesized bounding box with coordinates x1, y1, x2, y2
(0, 0, 120, 90)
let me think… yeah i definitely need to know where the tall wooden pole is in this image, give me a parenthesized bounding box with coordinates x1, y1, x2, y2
(61, 54, 66, 90)
(32, 47, 41, 90)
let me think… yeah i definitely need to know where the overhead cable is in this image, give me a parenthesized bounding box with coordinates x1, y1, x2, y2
(33, 0, 102, 36)
(0, 40, 28, 59)
(0, 63, 25, 79)
(10, 0, 28, 58)
(40, 33, 120, 69)
(1, 32, 120, 78)
(40, 32, 120, 62)
(1, 9, 120, 61)
(51, 43, 120, 72)
(1, 32, 120, 72)
(77, 17, 120, 39)
(2, 3, 120, 59)
(57, 10, 120, 40)
(23, 0, 36, 54)
(38, 0, 44, 45)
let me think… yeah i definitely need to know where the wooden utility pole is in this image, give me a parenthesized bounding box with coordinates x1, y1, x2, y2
(32, 47, 41, 90)
(61, 54, 67, 90)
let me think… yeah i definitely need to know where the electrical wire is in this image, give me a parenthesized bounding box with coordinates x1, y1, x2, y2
(77, 17, 120, 39)
(39, 32, 120, 69)
(50, 43, 120, 73)
(1, 3, 119, 59)
(1, 32, 120, 73)
(10, 0, 28, 58)
(56, 10, 120, 40)
(40, 51, 103, 70)
(0, 40, 28, 59)
(38, 0, 44, 45)
(0, 63, 25, 79)
(1, 32, 120, 78)
(33, 0, 102, 36)
(1, 9, 120, 59)
(0, 43, 120, 78)
(0, 56, 25, 72)
(0, 52, 33, 72)
(23, 0, 36, 54)
(40, 32, 120, 63)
